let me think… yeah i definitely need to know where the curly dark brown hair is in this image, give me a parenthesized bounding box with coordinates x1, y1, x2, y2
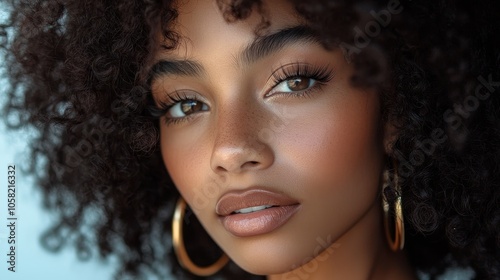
(1, 0, 499, 279)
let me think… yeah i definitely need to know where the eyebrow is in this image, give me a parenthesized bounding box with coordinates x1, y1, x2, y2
(148, 60, 204, 85)
(148, 25, 322, 85)
(240, 25, 321, 65)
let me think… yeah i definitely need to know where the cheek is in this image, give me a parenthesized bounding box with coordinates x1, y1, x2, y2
(280, 90, 383, 187)
(160, 127, 216, 210)
(276, 89, 384, 230)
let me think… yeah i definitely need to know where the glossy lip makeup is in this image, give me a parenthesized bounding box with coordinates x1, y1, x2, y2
(216, 189, 300, 237)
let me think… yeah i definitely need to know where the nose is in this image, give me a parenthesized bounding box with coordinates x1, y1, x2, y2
(210, 100, 274, 175)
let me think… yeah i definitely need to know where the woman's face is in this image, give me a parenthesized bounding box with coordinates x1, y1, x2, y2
(150, 0, 389, 275)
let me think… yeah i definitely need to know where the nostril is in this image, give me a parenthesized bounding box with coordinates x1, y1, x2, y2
(216, 166, 228, 172)
(211, 143, 274, 173)
(242, 161, 259, 169)
(247, 161, 260, 167)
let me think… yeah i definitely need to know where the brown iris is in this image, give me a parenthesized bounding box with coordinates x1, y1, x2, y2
(181, 100, 204, 115)
(286, 78, 311, 91)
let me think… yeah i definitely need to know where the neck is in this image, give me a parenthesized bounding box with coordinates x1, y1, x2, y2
(266, 200, 417, 280)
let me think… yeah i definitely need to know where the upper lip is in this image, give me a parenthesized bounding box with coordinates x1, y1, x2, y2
(216, 188, 299, 216)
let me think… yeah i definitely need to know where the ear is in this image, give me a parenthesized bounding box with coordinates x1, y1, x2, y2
(383, 120, 398, 155)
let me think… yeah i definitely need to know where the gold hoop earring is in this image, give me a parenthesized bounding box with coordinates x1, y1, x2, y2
(382, 163, 405, 251)
(172, 198, 229, 276)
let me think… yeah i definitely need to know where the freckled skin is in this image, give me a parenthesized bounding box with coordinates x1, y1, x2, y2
(151, 0, 417, 279)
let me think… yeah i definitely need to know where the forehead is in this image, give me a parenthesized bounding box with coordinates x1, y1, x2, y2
(157, 0, 304, 60)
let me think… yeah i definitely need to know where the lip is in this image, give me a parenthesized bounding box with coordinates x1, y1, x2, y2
(216, 188, 300, 237)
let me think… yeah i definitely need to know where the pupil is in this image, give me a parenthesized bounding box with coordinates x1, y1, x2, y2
(287, 78, 309, 91)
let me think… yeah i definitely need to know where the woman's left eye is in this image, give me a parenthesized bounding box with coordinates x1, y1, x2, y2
(266, 63, 334, 97)
(273, 77, 316, 93)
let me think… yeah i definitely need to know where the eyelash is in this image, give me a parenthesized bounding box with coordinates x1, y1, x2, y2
(149, 63, 334, 125)
(268, 63, 334, 98)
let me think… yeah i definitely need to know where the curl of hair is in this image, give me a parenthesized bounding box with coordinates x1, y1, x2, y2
(1, 0, 499, 279)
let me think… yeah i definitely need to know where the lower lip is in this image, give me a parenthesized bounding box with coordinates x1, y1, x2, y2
(219, 205, 300, 237)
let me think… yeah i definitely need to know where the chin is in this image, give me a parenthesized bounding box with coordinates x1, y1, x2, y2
(236, 254, 300, 276)
(219, 228, 336, 276)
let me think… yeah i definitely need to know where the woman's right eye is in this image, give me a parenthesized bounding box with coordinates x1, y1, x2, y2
(166, 99, 209, 119)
